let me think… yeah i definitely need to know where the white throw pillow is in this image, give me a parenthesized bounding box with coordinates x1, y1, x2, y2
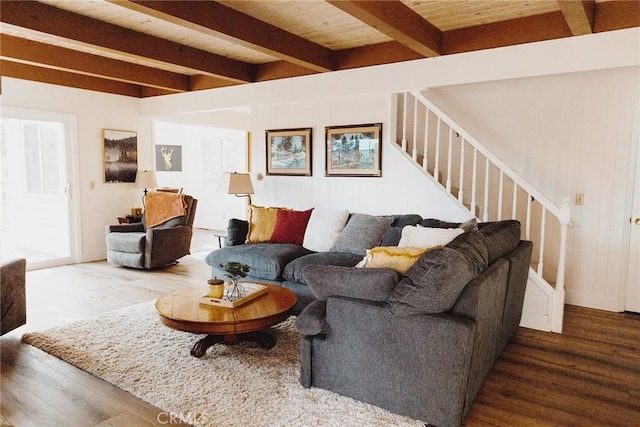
(303, 209, 349, 252)
(398, 226, 464, 248)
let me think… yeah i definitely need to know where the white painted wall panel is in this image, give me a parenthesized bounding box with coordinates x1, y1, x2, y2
(426, 66, 640, 311)
(249, 94, 467, 220)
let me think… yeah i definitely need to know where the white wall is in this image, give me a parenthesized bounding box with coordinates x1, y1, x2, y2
(425, 66, 640, 312)
(153, 121, 249, 231)
(249, 94, 466, 220)
(1, 78, 153, 262)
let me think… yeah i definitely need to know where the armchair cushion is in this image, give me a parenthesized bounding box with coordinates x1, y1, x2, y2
(106, 223, 144, 233)
(303, 265, 400, 301)
(387, 230, 489, 315)
(106, 232, 145, 252)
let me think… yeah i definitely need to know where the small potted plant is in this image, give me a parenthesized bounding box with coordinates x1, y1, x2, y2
(219, 262, 251, 301)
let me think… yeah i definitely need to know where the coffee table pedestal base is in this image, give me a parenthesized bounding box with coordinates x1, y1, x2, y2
(191, 331, 276, 357)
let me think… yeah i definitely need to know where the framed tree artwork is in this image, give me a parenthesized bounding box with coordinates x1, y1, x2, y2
(325, 123, 382, 177)
(266, 128, 312, 176)
(103, 129, 138, 183)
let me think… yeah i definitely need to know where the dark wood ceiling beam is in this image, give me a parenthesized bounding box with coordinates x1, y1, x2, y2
(593, 0, 640, 32)
(190, 75, 242, 91)
(327, 0, 442, 57)
(336, 41, 423, 70)
(255, 61, 319, 82)
(119, 0, 335, 72)
(0, 34, 189, 93)
(443, 12, 573, 55)
(0, 0, 255, 83)
(0, 60, 143, 97)
(557, 1, 595, 35)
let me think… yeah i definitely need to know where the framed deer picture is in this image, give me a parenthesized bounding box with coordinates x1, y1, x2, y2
(155, 144, 182, 172)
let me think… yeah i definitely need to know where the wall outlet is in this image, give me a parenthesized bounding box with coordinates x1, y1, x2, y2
(575, 193, 584, 205)
(89, 181, 95, 190)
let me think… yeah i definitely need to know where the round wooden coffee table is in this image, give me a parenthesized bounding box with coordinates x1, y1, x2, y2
(155, 284, 297, 357)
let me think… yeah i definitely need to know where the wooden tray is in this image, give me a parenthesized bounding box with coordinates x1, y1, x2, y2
(199, 283, 268, 308)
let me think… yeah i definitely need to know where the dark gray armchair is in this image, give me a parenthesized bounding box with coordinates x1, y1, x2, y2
(105, 195, 197, 269)
(1, 258, 27, 335)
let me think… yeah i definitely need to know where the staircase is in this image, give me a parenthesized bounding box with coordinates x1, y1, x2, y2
(392, 91, 571, 333)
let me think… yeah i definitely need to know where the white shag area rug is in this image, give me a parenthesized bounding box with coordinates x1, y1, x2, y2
(22, 301, 422, 427)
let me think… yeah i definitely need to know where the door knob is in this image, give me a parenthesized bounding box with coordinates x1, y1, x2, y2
(636, 217, 640, 225)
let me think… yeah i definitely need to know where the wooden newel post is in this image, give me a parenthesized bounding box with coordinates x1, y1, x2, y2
(552, 197, 572, 333)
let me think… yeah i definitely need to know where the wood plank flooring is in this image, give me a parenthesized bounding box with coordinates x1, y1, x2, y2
(2, 229, 639, 426)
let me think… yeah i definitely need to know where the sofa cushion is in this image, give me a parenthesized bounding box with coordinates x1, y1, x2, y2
(398, 225, 464, 248)
(304, 265, 400, 301)
(106, 232, 145, 253)
(478, 220, 521, 265)
(330, 214, 393, 256)
(205, 243, 312, 281)
(284, 251, 363, 285)
(379, 214, 423, 246)
(270, 208, 313, 245)
(421, 217, 477, 232)
(357, 246, 434, 274)
(303, 208, 349, 252)
(227, 218, 249, 246)
(387, 230, 489, 315)
(390, 214, 423, 227)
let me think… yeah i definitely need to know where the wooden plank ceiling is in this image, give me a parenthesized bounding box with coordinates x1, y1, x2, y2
(1, 0, 638, 98)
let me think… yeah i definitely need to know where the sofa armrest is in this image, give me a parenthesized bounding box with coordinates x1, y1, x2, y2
(106, 223, 145, 233)
(303, 265, 400, 301)
(227, 218, 249, 246)
(296, 300, 327, 335)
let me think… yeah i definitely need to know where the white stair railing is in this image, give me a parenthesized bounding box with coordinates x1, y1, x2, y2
(393, 92, 571, 333)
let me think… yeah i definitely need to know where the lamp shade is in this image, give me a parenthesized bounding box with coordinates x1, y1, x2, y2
(227, 172, 254, 195)
(135, 170, 158, 189)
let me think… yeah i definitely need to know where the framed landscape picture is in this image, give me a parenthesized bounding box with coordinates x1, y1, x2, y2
(103, 129, 138, 183)
(325, 123, 382, 177)
(266, 128, 312, 176)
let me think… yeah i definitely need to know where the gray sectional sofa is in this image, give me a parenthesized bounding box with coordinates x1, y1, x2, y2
(205, 213, 532, 426)
(206, 213, 435, 314)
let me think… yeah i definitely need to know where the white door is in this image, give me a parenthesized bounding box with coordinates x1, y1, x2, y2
(0, 108, 79, 269)
(625, 101, 640, 312)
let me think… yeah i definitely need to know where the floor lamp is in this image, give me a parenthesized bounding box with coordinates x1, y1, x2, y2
(227, 172, 254, 205)
(135, 170, 158, 206)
